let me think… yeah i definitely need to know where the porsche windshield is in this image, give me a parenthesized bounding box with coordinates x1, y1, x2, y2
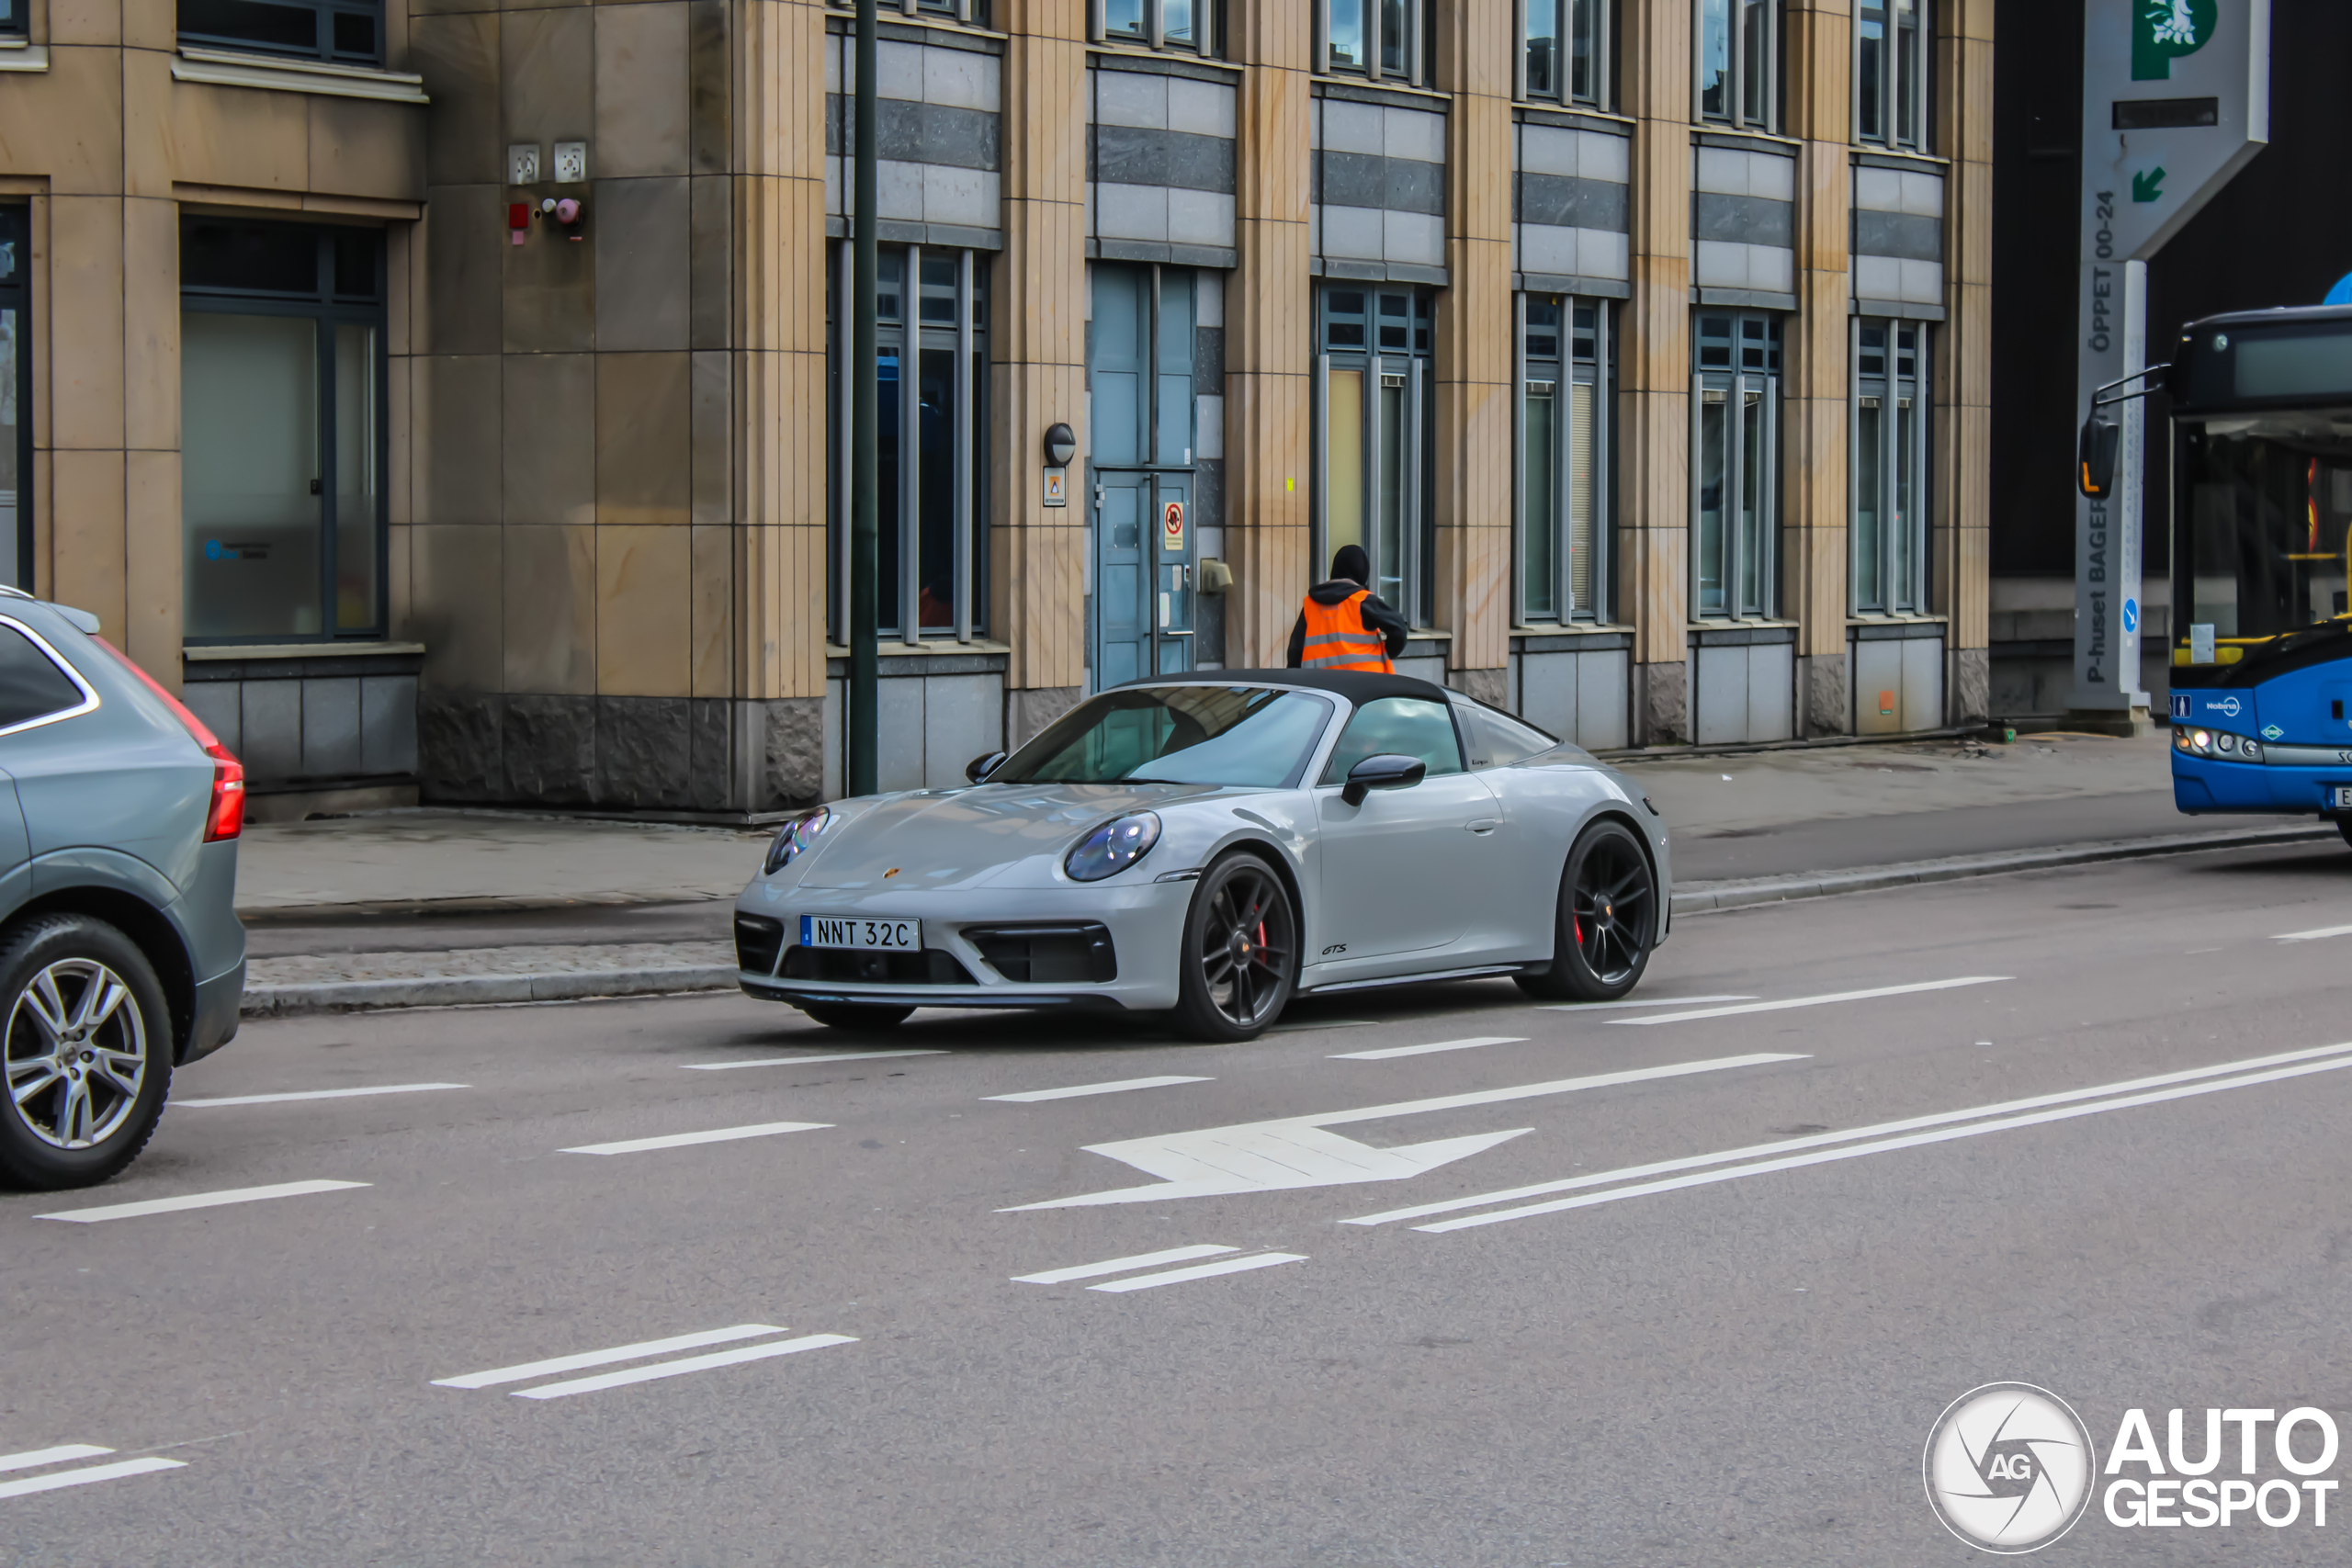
(994, 686, 1334, 788)
(2177, 407, 2352, 641)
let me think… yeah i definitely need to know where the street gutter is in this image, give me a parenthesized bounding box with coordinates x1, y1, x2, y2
(237, 822, 2338, 1017)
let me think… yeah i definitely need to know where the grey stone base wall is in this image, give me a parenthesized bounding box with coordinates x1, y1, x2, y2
(1006, 685, 1082, 750)
(1633, 660, 1687, 746)
(1950, 647, 1990, 728)
(1796, 652, 1849, 739)
(418, 692, 824, 813)
(1453, 666, 1506, 706)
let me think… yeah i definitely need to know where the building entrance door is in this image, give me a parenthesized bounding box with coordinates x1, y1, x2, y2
(1089, 263, 1199, 690)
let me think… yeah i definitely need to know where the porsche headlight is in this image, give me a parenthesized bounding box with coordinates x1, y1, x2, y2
(1065, 811, 1161, 882)
(763, 807, 833, 875)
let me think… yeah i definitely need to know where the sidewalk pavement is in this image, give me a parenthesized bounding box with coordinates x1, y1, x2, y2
(236, 731, 2328, 1015)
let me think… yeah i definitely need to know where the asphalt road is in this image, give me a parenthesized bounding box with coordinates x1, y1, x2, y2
(7, 842, 2352, 1565)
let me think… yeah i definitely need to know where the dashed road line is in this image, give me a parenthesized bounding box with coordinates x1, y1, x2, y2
(985, 1076, 1213, 1102)
(435, 1324, 855, 1400)
(2273, 923, 2352, 942)
(1088, 1253, 1306, 1292)
(0, 1447, 186, 1502)
(1012, 1245, 1239, 1285)
(1611, 976, 2009, 1025)
(679, 1050, 948, 1071)
(1329, 1036, 1525, 1061)
(37, 1179, 369, 1224)
(1538, 994, 1755, 1013)
(174, 1083, 469, 1108)
(560, 1121, 831, 1156)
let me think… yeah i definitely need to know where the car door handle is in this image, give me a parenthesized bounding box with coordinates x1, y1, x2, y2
(1465, 818, 1500, 834)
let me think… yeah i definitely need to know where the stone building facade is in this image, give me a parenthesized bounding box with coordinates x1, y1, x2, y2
(0, 0, 1991, 817)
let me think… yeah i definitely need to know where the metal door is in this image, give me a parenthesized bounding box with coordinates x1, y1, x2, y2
(1094, 473, 1149, 690)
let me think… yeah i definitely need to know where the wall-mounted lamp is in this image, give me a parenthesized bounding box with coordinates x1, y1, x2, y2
(1043, 423, 1078, 468)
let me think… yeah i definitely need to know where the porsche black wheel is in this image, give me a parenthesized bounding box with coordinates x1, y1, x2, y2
(1173, 854, 1297, 1043)
(1514, 820, 1657, 1003)
(798, 1002, 915, 1032)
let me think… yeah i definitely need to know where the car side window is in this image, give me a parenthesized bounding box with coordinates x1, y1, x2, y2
(1453, 697, 1559, 768)
(1318, 696, 1464, 784)
(0, 623, 88, 733)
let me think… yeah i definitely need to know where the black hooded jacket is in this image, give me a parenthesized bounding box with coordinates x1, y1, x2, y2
(1284, 579, 1411, 668)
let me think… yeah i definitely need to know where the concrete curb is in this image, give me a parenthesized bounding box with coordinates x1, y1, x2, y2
(1671, 823, 2335, 915)
(240, 964, 738, 1017)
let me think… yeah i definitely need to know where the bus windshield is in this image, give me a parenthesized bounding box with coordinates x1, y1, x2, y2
(2177, 406, 2352, 642)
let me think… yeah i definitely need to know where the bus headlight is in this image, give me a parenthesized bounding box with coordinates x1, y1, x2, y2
(2216, 733, 2236, 754)
(2174, 728, 2192, 750)
(2240, 739, 2262, 762)
(2191, 728, 2213, 753)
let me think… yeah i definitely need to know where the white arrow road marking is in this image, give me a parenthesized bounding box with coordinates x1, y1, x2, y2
(1348, 1039, 2352, 1228)
(1000, 1052, 1805, 1210)
(0, 1446, 114, 1474)
(0, 1457, 186, 1501)
(1410, 1045, 2352, 1233)
(1089, 1253, 1307, 1292)
(1611, 977, 2010, 1025)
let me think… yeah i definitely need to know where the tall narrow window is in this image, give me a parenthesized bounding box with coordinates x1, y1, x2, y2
(1851, 318, 1929, 614)
(1518, 294, 1612, 623)
(1091, 0, 1217, 54)
(180, 219, 386, 643)
(1317, 288, 1432, 625)
(1317, 0, 1427, 85)
(827, 243, 988, 643)
(1521, 0, 1610, 108)
(1856, 0, 1928, 149)
(0, 209, 27, 589)
(1696, 0, 1775, 130)
(1691, 311, 1781, 620)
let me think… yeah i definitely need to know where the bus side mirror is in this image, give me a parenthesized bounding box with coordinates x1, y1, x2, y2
(2078, 416, 2120, 500)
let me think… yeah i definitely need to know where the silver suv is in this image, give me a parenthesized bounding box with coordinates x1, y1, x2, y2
(0, 588, 246, 1189)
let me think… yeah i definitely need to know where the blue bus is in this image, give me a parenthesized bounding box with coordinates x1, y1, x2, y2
(2148, 305, 2352, 835)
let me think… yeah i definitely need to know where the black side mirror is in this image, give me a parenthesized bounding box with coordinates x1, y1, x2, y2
(1340, 752, 1427, 807)
(966, 750, 1007, 784)
(2078, 416, 2120, 500)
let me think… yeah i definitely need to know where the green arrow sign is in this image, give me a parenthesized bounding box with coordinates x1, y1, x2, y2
(2132, 166, 2167, 202)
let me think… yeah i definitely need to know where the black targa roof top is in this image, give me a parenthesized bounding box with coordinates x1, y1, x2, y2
(1112, 668, 1452, 705)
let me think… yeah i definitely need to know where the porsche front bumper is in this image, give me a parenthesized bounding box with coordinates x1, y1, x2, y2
(734, 875, 1198, 1012)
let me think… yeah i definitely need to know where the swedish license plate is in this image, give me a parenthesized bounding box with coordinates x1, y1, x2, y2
(2334, 788, 2352, 810)
(800, 915, 920, 951)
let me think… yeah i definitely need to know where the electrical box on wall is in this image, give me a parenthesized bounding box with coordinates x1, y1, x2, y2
(507, 144, 540, 185)
(551, 141, 588, 184)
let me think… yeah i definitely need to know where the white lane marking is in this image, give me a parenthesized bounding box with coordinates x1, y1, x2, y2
(1418, 1052, 2352, 1233)
(1012, 1245, 1239, 1284)
(37, 1179, 368, 1224)
(1611, 976, 2011, 1025)
(679, 1050, 948, 1071)
(1348, 1039, 2352, 1227)
(1539, 995, 1757, 1013)
(1269, 1019, 1377, 1032)
(0, 1446, 112, 1474)
(560, 1122, 831, 1156)
(1002, 1053, 1805, 1209)
(1088, 1253, 1307, 1292)
(174, 1083, 469, 1108)
(434, 1324, 790, 1390)
(1329, 1036, 1525, 1061)
(2273, 923, 2352, 942)
(515, 1334, 857, 1399)
(985, 1076, 1214, 1103)
(0, 1458, 186, 1500)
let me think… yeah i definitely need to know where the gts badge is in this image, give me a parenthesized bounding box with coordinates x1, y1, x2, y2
(1321, 942, 1348, 956)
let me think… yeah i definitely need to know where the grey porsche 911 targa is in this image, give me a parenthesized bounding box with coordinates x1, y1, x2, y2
(733, 670, 1670, 1043)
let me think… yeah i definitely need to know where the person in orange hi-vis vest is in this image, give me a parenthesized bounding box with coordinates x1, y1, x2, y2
(1285, 544, 1409, 673)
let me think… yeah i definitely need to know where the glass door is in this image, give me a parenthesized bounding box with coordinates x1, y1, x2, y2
(1691, 312, 1781, 621)
(1317, 288, 1431, 623)
(1088, 264, 1197, 687)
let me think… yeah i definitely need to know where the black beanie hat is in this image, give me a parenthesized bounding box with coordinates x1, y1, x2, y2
(1330, 544, 1371, 585)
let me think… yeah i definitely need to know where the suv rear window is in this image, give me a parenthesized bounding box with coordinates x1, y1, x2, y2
(0, 622, 90, 731)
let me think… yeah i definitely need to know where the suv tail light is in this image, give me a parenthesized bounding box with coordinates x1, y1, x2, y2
(92, 639, 245, 841)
